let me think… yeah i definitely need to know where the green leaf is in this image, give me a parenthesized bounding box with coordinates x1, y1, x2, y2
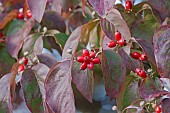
(54, 33, 69, 49)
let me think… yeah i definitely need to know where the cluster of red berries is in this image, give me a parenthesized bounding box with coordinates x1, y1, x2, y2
(76, 49, 100, 70)
(131, 52, 148, 61)
(125, 0, 133, 11)
(135, 68, 147, 78)
(18, 57, 28, 72)
(155, 106, 162, 113)
(107, 31, 126, 48)
(17, 8, 32, 19)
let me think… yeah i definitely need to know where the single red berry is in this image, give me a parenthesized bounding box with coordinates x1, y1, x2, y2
(155, 106, 161, 113)
(135, 68, 141, 75)
(139, 53, 148, 61)
(17, 12, 24, 19)
(80, 62, 87, 70)
(22, 57, 28, 65)
(82, 49, 89, 56)
(84, 56, 90, 64)
(126, 1, 133, 11)
(138, 70, 147, 78)
(107, 41, 117, 48)
(117, 39, 126, 46)
(131, 52, 141, 59)
(18, 64, 25, 72)
(0, 32, 3, 38)
(92, 57, 100, 64)
(89, 51, 96, 58)
(27, 10, 32, 18)
(76, 56, 84, 63)
(87, 62, 94, 70)
(114, 31, 121, 41)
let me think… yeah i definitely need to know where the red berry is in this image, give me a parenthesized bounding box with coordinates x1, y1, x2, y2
(114, 31, 121, 41)
(87, 62, 94, 70)
(135, 68, 141, 75)
(89, 51, 96, 58)
(80, 62, 87, 70)
(18, 64, 25, 72)
(23, 57, 28, 65)
(139, 53, 148, 61)
(131, 52, 141, 59)
(117, 39, 126, 46)
(84, 56, 90, 64)
(139, 70, 147, 78)
(126, 1, 133, 11)
(17, 13, 24, 19)
(155, 106, 161, 113)
(0, 32, 3, 38)
(107, 41, 117, 48)
(76, 56, 84, 63)
(82, 49, 89, 56)
(92, 57, 100, 64)
(27, 10, 32, 18)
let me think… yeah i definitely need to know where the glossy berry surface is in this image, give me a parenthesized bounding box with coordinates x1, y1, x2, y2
(80, 62, 87, 70)
(126, 1, 132, 11)
(131, 52, 141, 59)
(18, 64, 25, 72)
(139, 53, 148, 61)
(107, 41, 117, 48)
(82, 49, 89, 56)
(117, 39, 126, 46)
(135, 68, 147, 78)
(76, 56, 84, 63)
(89, 51, 96, 58)
(23, 57, 28, 65)
(87, 62, 94, 70)
(17, 13, 24, 19)
(92, 57, 100, 64)
(84, 56, 90, 64)
(155, 106, 161, 113)
(27, 10, 32, 18)
(114, 31, 121, 41)
(135, 68, 141, 75)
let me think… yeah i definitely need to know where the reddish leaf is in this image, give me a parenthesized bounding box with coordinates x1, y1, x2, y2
(6, 18, 35, 59)
(160, 78, 170, 92)
(101, 49, 126, 98)
(148, 0, 170, 22)
(116, 76, 139, 111)
(27, 0, 47, 23)
(62, 26, 82, 60)
(136, 38, 156, 67)
(88, 0, 116, 17)
(45, 60, 76, 113)
(139, 77, 168, 101)
(34, 36, 43, 55)
(0, 9, 18, 30)
(37, 53, 57, 68)
(162, 98, 170, 113)
(153, 25, 170, 78)
(71, 51, 94, 103)
(118, 48, 142, 72)
(0, 73, 13, 112)
(21, 69, 44, 112)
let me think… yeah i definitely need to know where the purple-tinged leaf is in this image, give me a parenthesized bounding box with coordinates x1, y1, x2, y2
(118, 48, 142, 72)
(101, 49, 126, 98)
(71, 50, 94, 103)
(139, 77, 168, 101)
(62, 26, 82, 60)
(153, 25, 170, 78)
(148, 0, 170, 22)
(37, 53, 57, 68)
(0, 73, 13, 113)
(160, 78, 170, 92)
(6, 18, 35, 59)
(21, 69, 44, 113)
(116, 76, 139, 111)
(162, 98, 170, 113)
(45, 60, 76, 113)
(27, 0, 47, 23)
(136, 38, 156, 67)
(88, 0, 116, 17)
(34, 36, 43, 55)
